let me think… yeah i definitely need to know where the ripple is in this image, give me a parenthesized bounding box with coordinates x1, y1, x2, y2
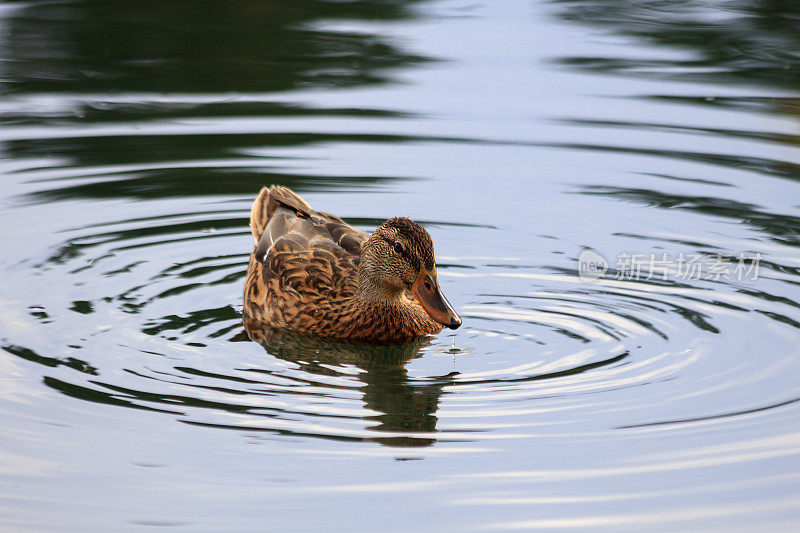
(9, 213, 800, 451)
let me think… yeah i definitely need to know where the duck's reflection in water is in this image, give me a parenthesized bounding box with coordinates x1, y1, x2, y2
(243, 319, 457, 447)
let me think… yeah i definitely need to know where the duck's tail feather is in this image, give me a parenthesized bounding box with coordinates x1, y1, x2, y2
(250, 185, 315, 245)
(249, 187, 271, 245)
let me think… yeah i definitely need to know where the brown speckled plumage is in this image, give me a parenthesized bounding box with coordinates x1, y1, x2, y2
(243, 186, 458, 344)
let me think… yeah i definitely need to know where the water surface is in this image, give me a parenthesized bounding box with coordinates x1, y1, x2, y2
(2, 0, 800, 531)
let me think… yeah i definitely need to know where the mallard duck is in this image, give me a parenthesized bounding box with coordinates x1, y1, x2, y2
(243, 185, 461, 344)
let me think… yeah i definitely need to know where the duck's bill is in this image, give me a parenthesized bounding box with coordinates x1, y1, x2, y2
(412, 271, 462, 330)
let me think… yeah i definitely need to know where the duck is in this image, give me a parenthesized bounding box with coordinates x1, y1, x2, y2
(243, 185, 461, 344)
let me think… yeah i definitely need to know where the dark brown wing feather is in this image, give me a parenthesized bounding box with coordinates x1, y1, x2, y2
(250, 185, 368, 296)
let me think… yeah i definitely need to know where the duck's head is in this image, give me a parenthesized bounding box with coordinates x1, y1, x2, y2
(359, 217, 461, 330)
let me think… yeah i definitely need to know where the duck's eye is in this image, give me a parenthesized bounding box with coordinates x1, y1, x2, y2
(393, 242, 404, 254)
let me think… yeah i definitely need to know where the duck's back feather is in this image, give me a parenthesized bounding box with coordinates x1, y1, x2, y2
(251, 186, 367, 261)
(245, 186, 368, 324)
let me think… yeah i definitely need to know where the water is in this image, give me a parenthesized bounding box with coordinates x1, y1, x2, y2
(2, 0, 800, 530)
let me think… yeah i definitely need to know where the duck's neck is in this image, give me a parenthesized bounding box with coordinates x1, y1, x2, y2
(356, 269, 407, 307)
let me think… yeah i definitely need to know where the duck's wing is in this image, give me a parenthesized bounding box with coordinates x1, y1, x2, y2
(249, 184, 312, 247)
(250, 186, 369, 296)
(251, 185, 368, 259)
